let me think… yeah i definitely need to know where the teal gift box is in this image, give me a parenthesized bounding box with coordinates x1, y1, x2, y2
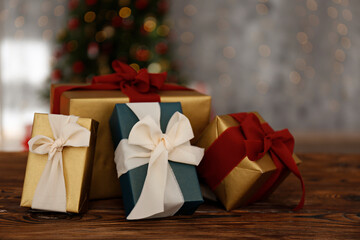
(109, 102, 204, 219)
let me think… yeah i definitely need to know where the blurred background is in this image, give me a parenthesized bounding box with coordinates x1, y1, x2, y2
(0, 0, 359, 152)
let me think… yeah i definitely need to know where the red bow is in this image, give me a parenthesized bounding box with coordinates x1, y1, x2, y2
(198, 113, 305, 210)
(51, 61, 189, 114)
(232, 113, 305, 210)
(231, 113, 294, 161)
(92, 60, 167, 95)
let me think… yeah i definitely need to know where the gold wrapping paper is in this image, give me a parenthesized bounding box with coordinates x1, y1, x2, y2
(50, 84, 211, 199)
(196, 113, 301, 211)
(20, 113, 98, 213)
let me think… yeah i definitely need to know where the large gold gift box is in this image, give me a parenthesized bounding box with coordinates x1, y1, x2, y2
(196, 113, 301, 211)
(20, 113, 98, 213)
(50, 84, 211, 199)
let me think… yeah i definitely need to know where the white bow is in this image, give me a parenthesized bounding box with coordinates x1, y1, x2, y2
(114, 103, 204, 220)
(28, 114, 91, 212)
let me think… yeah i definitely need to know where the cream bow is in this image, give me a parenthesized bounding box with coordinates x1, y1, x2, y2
(115, 105, 204, 220)
(28, 114, 90, 212)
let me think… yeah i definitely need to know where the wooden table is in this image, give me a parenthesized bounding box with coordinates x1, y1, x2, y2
(0, 152, 359, 239)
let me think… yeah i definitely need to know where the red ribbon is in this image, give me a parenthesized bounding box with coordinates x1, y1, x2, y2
(197, 113, 305, 210)
(52, 60, 188, 114)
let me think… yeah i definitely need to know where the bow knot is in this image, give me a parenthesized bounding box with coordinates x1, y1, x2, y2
(160, 133, 174, 152)
(51, 138, 65, 153)
(92, 60, 166, 95)
(236, 113, 294, 162)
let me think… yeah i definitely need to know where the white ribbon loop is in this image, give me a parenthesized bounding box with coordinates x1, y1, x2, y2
(28, 114, 91, 212)
(115, 104, 204, 220)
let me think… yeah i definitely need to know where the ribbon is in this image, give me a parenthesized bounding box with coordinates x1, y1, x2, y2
(198, 113, 305, 210)
(114, 103, 204, 220)
(28, 114, 91, 212)
(51, 61, 189, 114)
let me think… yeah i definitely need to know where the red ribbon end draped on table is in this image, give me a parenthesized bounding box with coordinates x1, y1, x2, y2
(52, 60, 188, 114)
(198, 113, 305, 211)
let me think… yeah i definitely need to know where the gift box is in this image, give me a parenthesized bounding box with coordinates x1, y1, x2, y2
(50, 63, 211, 200)
(196, 112, 305, 211)
(109, 102, 204, 219)
(20, 113, 98, 213)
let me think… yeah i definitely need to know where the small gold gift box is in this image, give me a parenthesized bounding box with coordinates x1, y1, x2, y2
(20, 113, 98, 213)
(196, 113, 301, 210)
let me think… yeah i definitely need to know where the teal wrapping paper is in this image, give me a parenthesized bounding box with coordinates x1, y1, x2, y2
(109, 102, 204, 217)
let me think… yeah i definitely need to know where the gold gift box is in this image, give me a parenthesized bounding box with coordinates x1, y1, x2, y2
(196, 113, 301, 211)
(20, 113, 98, 213)
(50, 84, 211, 199)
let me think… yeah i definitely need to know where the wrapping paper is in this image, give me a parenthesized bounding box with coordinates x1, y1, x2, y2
(50, 84, 211, 199)
(196, 113, 301, 210)
(20, 113, 98, 213)
(110, 102, 204, 219)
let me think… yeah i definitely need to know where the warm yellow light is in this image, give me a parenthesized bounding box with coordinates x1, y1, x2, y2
(335, 49, 346, 62)
(84, 11, 96, 23)
(327, 7, 338, 19)
(103, 26, 114, 38)
(337, 23, 348, 35)
(130, 63, 140, 72)
(296, 32, 308, 45)
(157, 25, 170, 36)
(54, 5, 65, 17)
(159, 59, 169, 71)
(119, 7, 131, 18)
(342, 9, 352, 21)
(306, 0, 318, 11)
(144, 17, 157, 32)
(38, 16, 48, 27)
(341, 37, 351, 49)
(302, 42, 313, 53)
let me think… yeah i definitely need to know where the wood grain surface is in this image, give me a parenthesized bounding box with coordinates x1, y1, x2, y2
(0, 152, 359, 239)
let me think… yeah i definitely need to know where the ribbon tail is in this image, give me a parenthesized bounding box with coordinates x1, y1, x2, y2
(271, 143, 305, 211)
(127, 143, 169, 220)
(31, 152, 67, 212)
(147, 164, 184, 219)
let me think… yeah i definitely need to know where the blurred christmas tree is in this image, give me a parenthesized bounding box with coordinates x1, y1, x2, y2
(48, 0, 179, 96)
